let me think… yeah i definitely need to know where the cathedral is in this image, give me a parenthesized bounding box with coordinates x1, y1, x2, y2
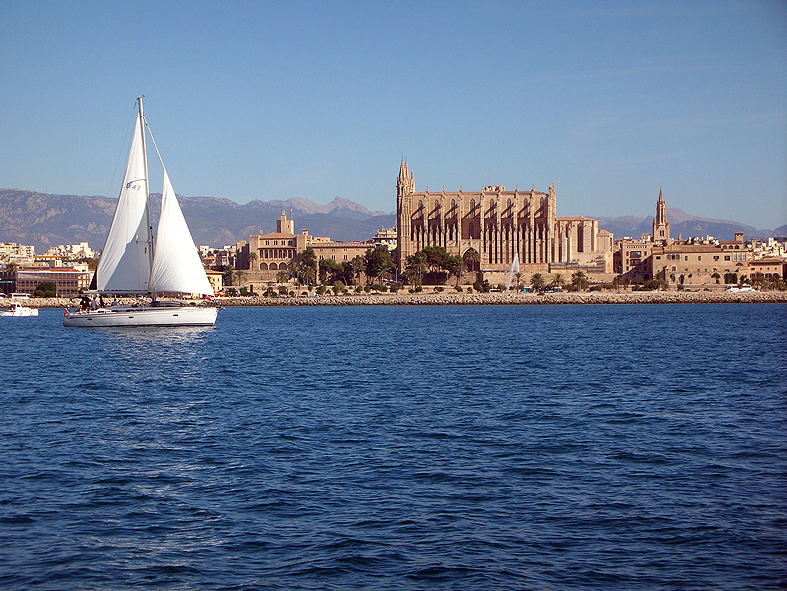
(395, 161, 612, 277)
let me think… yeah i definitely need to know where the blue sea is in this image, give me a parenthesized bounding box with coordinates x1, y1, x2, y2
(1, 304, 785, 590)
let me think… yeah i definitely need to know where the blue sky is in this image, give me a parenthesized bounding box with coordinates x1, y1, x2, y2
(1, 0, 785, 230)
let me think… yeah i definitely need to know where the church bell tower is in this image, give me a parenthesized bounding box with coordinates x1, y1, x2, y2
(652, 187, 671, 244)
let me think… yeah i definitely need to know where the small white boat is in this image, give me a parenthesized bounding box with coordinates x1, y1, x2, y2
(64, 97, 218, 328)
(0, 302, 39, 317)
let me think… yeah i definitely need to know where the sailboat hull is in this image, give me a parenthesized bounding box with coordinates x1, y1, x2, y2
(63, 305, 217, 327)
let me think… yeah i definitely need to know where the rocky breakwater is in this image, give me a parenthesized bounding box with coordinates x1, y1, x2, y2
(16, 290, 787, 309)
(212, 290, 787, 306)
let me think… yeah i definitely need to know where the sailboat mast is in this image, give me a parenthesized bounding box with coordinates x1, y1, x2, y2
(137, 96, 156, 301)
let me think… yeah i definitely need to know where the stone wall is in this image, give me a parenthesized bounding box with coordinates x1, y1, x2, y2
(19, 290, 787, 309)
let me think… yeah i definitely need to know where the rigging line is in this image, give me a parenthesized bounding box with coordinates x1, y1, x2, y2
(143, 116, 168, 177)
(105, 105, 137, 200)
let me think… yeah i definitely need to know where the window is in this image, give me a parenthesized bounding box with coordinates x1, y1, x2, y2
(724, 255, 731, 261)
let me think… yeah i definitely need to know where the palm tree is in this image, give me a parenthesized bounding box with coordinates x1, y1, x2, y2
(350, 255, 365, 284)
(571, 270, 588, 291)
(232, 269, 247, 288)
(514, 271, 524, 290)
(463, 248, 480, 273)
(296, 262, 316, 288)
(551, 273, 565, 288)
(531, 273, 546, 291)
(406, 252, 428, 284)
(247, 251, 258, 270)
(446, 255, 465, 288)
(751, 272, 766, 290)
(276, 270, 288, 284)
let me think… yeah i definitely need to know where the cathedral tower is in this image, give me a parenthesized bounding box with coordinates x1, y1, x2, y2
(396, 160, 416, 263)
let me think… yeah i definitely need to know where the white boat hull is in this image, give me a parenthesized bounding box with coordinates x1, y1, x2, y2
(63, 305, 217, 327)
(0, 305, 39, 317)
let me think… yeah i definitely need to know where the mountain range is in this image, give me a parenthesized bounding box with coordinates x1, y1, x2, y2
(596, 208, 785, 243)
(0, 188, 783, 253)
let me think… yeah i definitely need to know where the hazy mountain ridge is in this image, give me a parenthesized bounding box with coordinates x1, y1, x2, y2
(0, 189, 781, 252)
(596, 207, 778, 242)
(0, 189, 396, 251)
(267, 196, 390, 218)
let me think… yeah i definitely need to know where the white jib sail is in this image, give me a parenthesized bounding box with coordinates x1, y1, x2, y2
(94, 107, 152, 292)
(149, 170, 214, 296)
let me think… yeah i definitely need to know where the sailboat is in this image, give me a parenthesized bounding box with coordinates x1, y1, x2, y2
(63, 98, 218, 327)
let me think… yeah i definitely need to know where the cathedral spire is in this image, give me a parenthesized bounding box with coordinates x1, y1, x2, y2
(397, 159, 414, 197)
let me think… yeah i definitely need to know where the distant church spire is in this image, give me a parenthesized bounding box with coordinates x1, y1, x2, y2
(652, 186, 671, 244)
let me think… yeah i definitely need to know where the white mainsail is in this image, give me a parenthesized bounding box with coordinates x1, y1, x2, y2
(149, 170, 214, 296)
(94, 104, 152, 292)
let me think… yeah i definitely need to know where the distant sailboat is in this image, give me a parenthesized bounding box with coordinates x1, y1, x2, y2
(64, 97, 218, 327)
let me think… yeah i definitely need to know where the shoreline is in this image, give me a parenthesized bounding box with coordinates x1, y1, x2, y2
(18, 290, 787, 308)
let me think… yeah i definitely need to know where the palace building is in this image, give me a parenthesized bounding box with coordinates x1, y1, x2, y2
(395, 161, 612, 278)
(237, 211, 376, 286)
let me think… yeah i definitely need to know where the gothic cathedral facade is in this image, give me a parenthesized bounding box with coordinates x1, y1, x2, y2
(395, 161, 610, 276)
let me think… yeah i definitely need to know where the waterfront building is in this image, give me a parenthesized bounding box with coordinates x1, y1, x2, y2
(205, 270, 224, 295)
(613, 238, 653, 277)
(395, 161, 612, 282)
(4, 266, 91, 297)
(612, 188, 787, 288)
(237, 211, 384, 285)
(748, 257, 785, 281)
(650, 243, 749, 287)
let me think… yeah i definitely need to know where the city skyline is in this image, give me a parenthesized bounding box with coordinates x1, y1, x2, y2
(1, 1, 785, 230)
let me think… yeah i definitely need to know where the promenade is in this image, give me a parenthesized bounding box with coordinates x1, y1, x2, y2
(26, 290, 787, 308)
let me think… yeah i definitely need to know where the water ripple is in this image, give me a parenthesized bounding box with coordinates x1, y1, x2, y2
(0, 305, 785, 590)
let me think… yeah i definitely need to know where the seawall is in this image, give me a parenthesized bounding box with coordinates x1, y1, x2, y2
(22, 290, 787, 308)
